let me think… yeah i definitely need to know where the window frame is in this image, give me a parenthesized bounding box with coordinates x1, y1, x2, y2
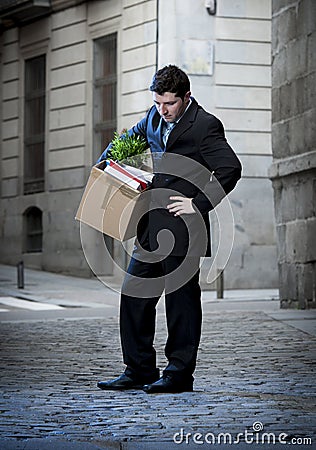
(23, 206, 43, 253)
(23, 53, 46, 195)
(92, 33, 118, 264)
(93, 33, 118, 163)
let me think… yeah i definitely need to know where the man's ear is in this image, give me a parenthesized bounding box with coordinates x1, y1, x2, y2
(184, 91, 191, 103)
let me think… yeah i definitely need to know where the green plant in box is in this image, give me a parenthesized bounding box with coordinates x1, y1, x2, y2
(110, 130, 148, 167)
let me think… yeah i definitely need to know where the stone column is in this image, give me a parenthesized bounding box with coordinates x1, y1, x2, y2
(269, 0, 316, 308)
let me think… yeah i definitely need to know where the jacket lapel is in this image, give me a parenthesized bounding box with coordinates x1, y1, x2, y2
(158, 117, 165, 149)
(166, 99, 199, 151)
(150, 110, 165, 150)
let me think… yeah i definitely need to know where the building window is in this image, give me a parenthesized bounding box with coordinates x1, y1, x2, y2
(23, 207, 43, 253)
(93, 33, 117, 162)
(24, 54, 46, 194)
(93, 34, 117, 263)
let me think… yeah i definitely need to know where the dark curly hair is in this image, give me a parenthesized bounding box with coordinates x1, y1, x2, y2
(149, 65, 190, 100)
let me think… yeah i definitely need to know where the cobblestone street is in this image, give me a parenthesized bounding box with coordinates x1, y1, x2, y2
(1, 284, 316, 449)
(0, 266, 315, 450)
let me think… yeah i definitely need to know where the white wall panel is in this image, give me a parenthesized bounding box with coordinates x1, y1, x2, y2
(1, 158, 18, 178)
(88, 0, 121, 26)
(215, 64, 271, 87)
(218, 0, 271, 19)
(216, 86, 271, 109)
(216, 41, 270, 65)
(2, 61, 19, 82)
(50, 84, 86, 109)
(122, 0, 156, 29)
(51, 22, 87, 49)
(1, 139, 19, 159)
(52, 3, 86, 29)
(49, 126, 85, 150)
(226, 131, 271, 155)
(216, 18, 271, 42)
(49, 148, 85, 170)
(121, 66, 154, 94)
(2, 99, 19, 120)
(2, 80, 18, 101)
(50, 105, 85, 130)
(51, 63, 86, 89)
(51, 43, 87, 69)
(122, 44, 156, 73)
(122, 21, 157, 50)
(218, 108, 271, 132)
(2, 119, 18, 140)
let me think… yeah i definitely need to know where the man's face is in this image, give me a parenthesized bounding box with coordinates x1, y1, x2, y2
(153, 91, 191, 123)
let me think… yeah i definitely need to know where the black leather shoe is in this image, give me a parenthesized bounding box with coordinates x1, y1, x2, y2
(97, 373, 144, 390)
(143, 375, 193, 394)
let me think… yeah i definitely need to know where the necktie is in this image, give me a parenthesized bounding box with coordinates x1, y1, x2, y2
(162, 122, 175, 146)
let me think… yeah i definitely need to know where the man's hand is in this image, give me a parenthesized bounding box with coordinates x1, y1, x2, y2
(167, 196, 196, 216)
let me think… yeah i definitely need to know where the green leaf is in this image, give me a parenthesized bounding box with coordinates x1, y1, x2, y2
(109, 131, 148, 167)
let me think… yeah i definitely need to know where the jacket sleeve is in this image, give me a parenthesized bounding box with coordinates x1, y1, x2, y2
(192, 117, 242, 214)
(96, 109, 152, 163)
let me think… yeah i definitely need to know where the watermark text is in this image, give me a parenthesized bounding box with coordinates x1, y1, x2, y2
(173, 422, 312, 446)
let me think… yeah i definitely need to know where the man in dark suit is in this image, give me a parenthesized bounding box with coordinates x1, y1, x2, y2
(97, 65, 241, 393)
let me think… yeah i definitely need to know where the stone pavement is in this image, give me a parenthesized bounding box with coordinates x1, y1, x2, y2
(0, 264, 315, 450)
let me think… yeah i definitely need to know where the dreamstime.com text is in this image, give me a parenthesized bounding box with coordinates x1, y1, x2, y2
(173, 422, 312, 446)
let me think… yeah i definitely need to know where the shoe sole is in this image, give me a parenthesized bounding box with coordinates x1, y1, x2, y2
(97, 383, 144, 390)
(143, 386, 193, 394)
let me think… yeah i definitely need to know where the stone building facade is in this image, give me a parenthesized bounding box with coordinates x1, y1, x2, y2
(0, 0, 278, 289)
(270, 0, 316, 308)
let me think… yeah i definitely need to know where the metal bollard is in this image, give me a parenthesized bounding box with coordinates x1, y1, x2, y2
(216, 268, 224, 299)
(17, 261, 24, 289)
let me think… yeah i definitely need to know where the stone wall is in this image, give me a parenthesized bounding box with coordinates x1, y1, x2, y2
(270, 0, 316, 308)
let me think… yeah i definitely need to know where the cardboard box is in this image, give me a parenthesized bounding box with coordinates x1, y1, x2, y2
(75, 161, 149, 241)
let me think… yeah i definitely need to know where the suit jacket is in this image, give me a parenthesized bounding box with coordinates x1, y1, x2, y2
(99, 98, 242, 257)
